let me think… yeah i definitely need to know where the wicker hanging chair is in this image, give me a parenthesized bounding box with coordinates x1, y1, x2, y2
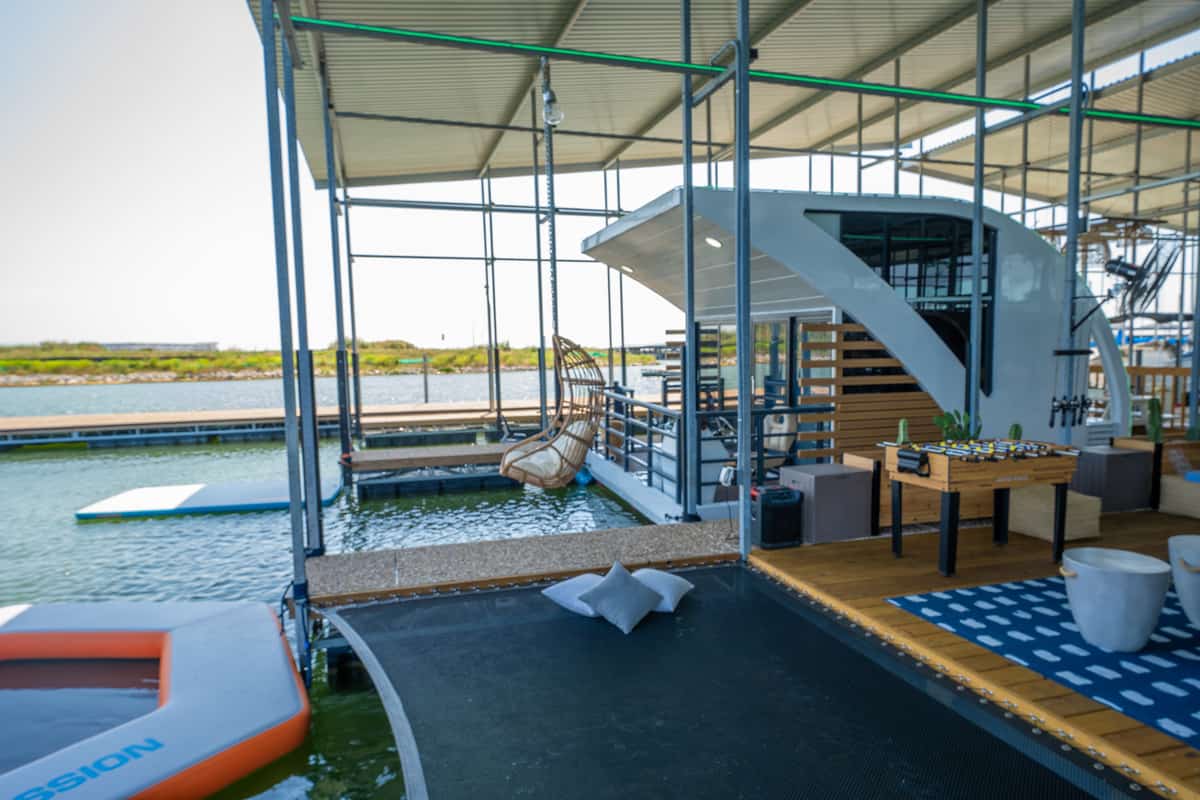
(500, 335, 605, 489)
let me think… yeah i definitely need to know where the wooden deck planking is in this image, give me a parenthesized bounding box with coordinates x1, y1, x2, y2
(347, 442, 510, 472)
(750, 511, 1200, 798)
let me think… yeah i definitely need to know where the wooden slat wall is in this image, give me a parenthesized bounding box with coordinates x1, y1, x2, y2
(800, 323, 991, 524)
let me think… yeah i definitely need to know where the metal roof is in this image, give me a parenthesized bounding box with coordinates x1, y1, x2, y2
(906, 50, 1200, 231)
(248, 0, 1200, 191)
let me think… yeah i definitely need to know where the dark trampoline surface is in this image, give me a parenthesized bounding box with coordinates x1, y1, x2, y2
(337, 566, 1092, 799)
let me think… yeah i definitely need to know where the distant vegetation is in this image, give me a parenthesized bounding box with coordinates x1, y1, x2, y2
(0, 341, 654, 386)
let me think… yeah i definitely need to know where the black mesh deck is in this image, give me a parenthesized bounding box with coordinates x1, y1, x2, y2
(334, 566, 1096, 799)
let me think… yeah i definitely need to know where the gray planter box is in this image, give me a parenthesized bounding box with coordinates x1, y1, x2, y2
(1069, 446, 1152, 512)
(778, 464, 872, 544)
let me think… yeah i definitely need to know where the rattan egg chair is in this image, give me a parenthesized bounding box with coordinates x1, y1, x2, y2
(500, 335, 605, 489)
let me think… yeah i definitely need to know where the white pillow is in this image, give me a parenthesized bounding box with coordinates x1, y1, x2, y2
(541, 573, 603, 617)
(577, 562, 664, 634)
(633, 568, 695, 613)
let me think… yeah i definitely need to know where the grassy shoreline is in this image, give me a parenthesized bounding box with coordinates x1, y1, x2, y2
(0, 341, 655, 387)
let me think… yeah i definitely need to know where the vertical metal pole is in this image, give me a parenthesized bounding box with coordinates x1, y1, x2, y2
(485, 172, 503, 430)
(479, 180, 497, 411)
(619, 272, 628, 386)
(735, 0, 753, 560)
(261, 0, 309, 686)
(529, 90, 549, 428)
(829, 145, 835, 194)
(342, 189, 364, 439)
(856, 94, 863, 196)
(1188, 133, 1200, 431)
(540, 58, 560, 339)
(706, 99, 714, 188)
(318, 67, 352, 463)
(967, 0, 987, 427)
(893, 58, 901, 197)
(1180, 133, 1192, 374)
(1128, 54, 1146, 366)
(681, 0, 700, 519)
(423, 353, 430, 403)
(1059, 0, 1087, 446)
(603, 169, 615, 384)
(1021, 55, 1030, 227)
(283, 35, 324, 558)
(918, 137, 925, 197)
(617, 159, 628, 386)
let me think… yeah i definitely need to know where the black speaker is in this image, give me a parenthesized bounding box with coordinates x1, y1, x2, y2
(751, 487, 803, 549)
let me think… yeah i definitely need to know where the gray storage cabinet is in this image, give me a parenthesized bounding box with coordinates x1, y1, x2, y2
(1069, 446, 1153, 513)
(779, 463, 872, 544)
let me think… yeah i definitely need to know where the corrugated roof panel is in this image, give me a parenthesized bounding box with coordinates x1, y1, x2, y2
(244, 0, 1200, 202)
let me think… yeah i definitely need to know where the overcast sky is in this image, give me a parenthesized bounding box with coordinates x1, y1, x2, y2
(2, 2, 1186, 352)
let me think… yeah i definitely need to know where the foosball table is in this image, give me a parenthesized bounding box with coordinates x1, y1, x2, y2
(880, 440, 1081, 576)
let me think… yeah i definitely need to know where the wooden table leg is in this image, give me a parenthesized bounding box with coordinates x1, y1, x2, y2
(1052, 482, 1069, 563)
(939, 491, 961, 577)
(992, 487, 1010, 546)
(891, 480, 903, 558)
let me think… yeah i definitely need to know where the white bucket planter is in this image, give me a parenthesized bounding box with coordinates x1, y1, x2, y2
(1061, 547, 1171, 652)
(1169, 534, 1200, 629)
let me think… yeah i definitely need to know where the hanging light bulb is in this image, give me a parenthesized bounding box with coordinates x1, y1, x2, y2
(542, 87, 565, 127)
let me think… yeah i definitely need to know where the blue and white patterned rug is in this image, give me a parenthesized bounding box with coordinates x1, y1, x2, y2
(889, 577, 1200, 747)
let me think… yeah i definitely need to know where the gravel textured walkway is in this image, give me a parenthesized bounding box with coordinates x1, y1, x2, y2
(309, 521, 739, 605)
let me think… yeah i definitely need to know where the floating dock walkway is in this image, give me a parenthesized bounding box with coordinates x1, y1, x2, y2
(306, 521, 739, 605)
(0, 400, 542, 450)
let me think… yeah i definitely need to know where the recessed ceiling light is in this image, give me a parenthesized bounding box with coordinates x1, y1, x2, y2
(704, 236, 722, 249)
(619, 265, 634, 273)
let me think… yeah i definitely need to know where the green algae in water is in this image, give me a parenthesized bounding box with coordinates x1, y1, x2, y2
(212, 653, 403, 800)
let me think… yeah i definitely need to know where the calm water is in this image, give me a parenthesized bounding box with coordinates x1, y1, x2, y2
(0, 366, 659, 417)
(0, 375, 648, 797)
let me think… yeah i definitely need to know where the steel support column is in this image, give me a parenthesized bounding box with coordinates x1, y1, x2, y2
(681, 0, 700, 519)
(967, 0, 987, 425)
(318, 68, 352, 463)
(1020, 55, 1030, 226)
(530, 90, 549, 429)
(283, 36, 324, 559)
(260, 0, 309, 686)
(484, 173, 503, 430)
(734, 0, 753, 560)
(341, 188, 364, 438)
(1059, 0, 1087, 446)
(1189, 134, 1200, 432)
(893, 58, 901, 196)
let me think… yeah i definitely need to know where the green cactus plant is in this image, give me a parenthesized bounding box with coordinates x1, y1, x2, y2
(897, 417, 910, 445)
(1008, 422, 1023, 441)
(933, 409, 982, 442)
(1147, 397, 1164, 444)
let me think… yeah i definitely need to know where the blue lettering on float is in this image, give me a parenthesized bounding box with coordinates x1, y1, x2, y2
(12, 738, 163, 800)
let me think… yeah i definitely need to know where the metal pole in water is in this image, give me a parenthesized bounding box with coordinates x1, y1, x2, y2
(681, 0, 700, 520)
(260, 0, 310, 686)
(342, 188, 364, 439)
(734, 0, 753, 560)
(1059, 0, 1087, 446)
(967, 0, 987, 427)
(423, 353, 430, 403)
(318, 66, 352, 464)
(529, 89, 549, 429)
(619, 273, 628, 387)
(283, 34, 325, 558)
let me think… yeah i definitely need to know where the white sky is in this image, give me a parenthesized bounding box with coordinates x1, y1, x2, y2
(0, 2, 1192, 351)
